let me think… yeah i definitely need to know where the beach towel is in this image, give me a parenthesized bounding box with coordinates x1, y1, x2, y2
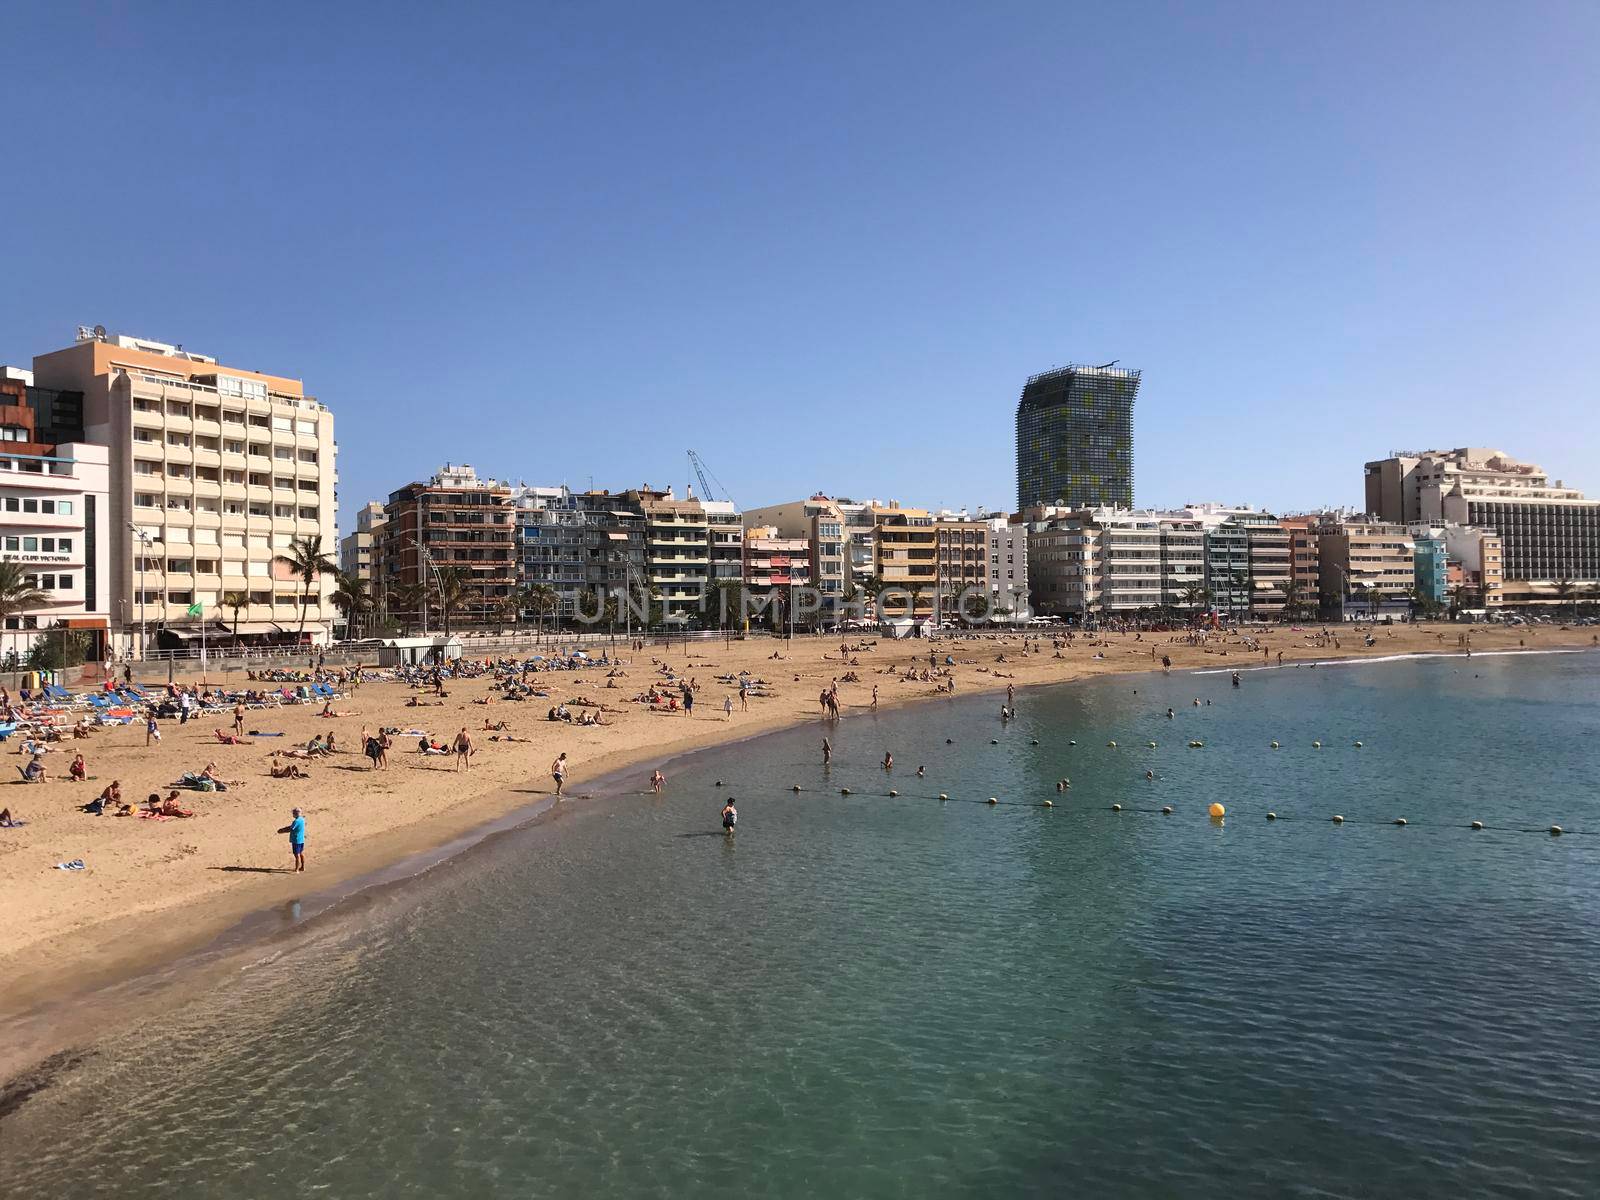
(54, 859, 85, 870)
(248, 731, 286, 737)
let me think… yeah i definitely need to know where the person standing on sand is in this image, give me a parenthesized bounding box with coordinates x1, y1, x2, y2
(233, 702, 246, 736)
(277, 807, 306, 873)
(453, 727, 474, 771)
(551, 752, 567, 795)
(723, 695, 733, 719)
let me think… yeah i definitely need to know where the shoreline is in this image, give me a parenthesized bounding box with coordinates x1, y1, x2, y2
(0, 625, 1592, 1084)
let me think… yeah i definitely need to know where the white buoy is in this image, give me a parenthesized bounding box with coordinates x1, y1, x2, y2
(1111, 803, 1122, 812)
(840, 788, 851, 795)
(888, 789, 898, 797)
(792, 785, 802, 792)
(1394, 817, 1407, 826)
(1470, 820, 1484, 830)
(1332, 814, 1344, 824)
(1266, 812, 1277, 820)
(1270, 741, 1280, 749)
(1043, 799, 1054, 808)
(987, 796, 998, 805)
(1107, 741, 1117, 748)
(1147, 741, 1157, 748)
(1161, 805, 1173, 815)
(1312, 740, 1322, 749)
(1354, 741, 1364, 748)
(1550, 825, 1564, 836)
(939, 793, 949, 802)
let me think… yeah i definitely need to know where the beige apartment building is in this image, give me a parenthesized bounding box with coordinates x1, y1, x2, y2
(1316, 518, 1415, 619)
(741, 495, 849, 608)
(340, 500, 386, 584)
(34, 329, 338, 649)
(640, 491, 742, 623)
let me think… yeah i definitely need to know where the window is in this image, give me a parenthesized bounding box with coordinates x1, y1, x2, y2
(195, 436, 219, 451)
(133, 429, 158, 443)
(196, 558, 218, 574)
(271, 415, 292, 433)
(295, 418, 316, 436)
(56, 574, 72, 590)
(248, 415, 269, 429)
(22, 499, 36, 513)
(57, 500, 71, 516)
(224, 501, 245, 516)
(1, 537, 13, 551)
(274, 447, 293, 461)
(39, 537, 54, 552)
(22, 537, 37, 552)
(298, 507, 318, 521)
(274, 504, 294, 519)
(195, 406, 220, 423)
(223, 410, 245, 425)
(1, 426, 27, 442)
(168, 558, 193, 573)
(250, 590, 271, 605)
(167, 432, 191, 448)
(58, 537, 71, 553)
(298, 450, 318, 464)
(274, 477, 293, 491)
(136, 493, 158, 508)
(224, 440, 245, 454)
(249, 443, 269, 457)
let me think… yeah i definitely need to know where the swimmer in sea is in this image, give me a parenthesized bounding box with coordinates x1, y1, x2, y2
(721, 798, 737, 835)
(883, 751, 893, 771)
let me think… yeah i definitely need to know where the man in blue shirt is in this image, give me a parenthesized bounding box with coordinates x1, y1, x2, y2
(277, 807, 306, 872)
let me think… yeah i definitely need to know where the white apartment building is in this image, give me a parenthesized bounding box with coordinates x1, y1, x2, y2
(34, 329, 338, 651)
(985, 517, 1029, 617)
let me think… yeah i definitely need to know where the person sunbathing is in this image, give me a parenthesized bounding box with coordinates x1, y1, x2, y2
(483, 719, 509, 731)
(160, 793, 195, 818)
(304, 737, 332, 757)
(214, 728, 254, 745)
(270, 760, 308, 779)
(271, 747, 315, 760)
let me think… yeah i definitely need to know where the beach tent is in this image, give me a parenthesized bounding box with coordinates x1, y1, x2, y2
(376, 636, 465, 667)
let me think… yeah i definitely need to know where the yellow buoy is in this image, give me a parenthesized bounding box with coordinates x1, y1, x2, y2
(1208, 802, 1225, 819)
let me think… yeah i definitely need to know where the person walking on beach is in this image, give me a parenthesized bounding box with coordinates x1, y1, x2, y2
(551, 752, 568, 796)
(453, 727, 474, 771)
(723, 695, 733, 720)
(277, 807, 306, 873)
(871, 685, 878, 710)
(145, 712, 160, 748)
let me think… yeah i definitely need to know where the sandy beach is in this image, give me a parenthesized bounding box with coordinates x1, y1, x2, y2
(0, 621, 1590, 1023)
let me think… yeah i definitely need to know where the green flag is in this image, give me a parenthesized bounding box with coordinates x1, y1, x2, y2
(187, 602, 204, 618)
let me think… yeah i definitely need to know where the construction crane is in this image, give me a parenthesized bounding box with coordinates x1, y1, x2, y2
(687, 449, 735, 508)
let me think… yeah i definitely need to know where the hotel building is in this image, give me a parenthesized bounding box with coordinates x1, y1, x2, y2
(741, 495, 849, 613)
(340, 501, 386, 583)
(639, 490, 743, 624)
(0, 368, 111, 658)
(33, 328, 338, 649)
(1015, 363, 1138, 511)
(1365, 448, 1599, 607)
(379, 464, 516, 630)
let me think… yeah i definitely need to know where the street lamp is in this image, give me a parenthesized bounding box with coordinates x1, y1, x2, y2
(127, 523, 161, 660)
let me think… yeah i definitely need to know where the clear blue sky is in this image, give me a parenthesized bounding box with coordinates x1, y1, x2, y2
(6, 1, 1598, 523)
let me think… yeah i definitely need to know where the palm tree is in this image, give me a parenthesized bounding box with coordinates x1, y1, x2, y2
(0, 561, 48, 660)
(1365, 583, 1386, 619)
(222, 590, 250, 645)
(1554, 579, 1576, 621)
(433, 567, 468, 636)
(388, 582, 426, 636)
(1178, 584, 1212, 623)
(329, 571, 373, 639)
(494, 591, 520, 635)
(272, 535, 338, 644)
(523, 584, 557, 637)
(1280, 577, 1303, 621)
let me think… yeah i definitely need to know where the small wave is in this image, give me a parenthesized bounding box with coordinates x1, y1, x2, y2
(1189, 648, 1590, 675)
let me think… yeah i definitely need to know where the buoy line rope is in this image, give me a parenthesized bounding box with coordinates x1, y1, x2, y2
(706, 784, 1589, 832)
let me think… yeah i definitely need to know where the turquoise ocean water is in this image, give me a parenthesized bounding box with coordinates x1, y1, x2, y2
(4, 650, 1599, 1197)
